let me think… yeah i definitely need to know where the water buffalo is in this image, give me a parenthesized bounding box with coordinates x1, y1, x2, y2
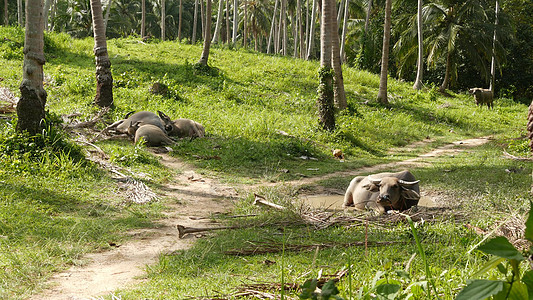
(129, 122, 175, 146)
(111, 111, 205, 139)
(469, 88, 493, 109)
(343, 170, 420, 214)
(166, 118, 205, 138)
(111, 111, 168, 134)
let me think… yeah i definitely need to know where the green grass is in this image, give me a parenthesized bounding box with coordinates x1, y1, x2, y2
(0, 26, 531, 299)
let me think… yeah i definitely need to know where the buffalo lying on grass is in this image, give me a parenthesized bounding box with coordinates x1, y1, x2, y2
(343, 170, 420, 214)
(108, 111, 205, 145)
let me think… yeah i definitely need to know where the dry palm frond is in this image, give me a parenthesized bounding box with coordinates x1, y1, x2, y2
(0, 87, 18, 113)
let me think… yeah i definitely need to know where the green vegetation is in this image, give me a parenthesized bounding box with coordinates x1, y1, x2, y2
(0, 28, 531, 299)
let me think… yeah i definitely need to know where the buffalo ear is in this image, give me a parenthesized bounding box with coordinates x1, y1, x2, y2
(400, 187, 420, 200)
(157, 111, 172, 122)
(363, 183, 379, 192)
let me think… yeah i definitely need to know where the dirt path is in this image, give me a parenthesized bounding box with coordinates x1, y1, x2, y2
(30, 136, 491, 300)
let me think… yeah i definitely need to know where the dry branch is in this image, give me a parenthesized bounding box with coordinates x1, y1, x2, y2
(503, 150, 533, 161)
(176, 224, 242, 239)
(65, 107, 110, 129)
(253, 194, 286, 210)
(224, 239, 404, 256)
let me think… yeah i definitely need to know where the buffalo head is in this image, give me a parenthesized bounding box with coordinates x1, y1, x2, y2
(365, 176, 420, 210)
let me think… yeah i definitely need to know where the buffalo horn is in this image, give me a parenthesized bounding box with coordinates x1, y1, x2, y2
(398, 179, 420, 185)
(367, 176, 382, 185)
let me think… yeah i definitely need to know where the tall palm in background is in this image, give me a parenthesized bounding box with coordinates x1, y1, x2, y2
(243, 0, 269, 51)
(376, 0, 391, 104)
(90, 0, 113, 107)
(424, 0, 491, 92)
(17, 0, 46, 135)
(317, 0, 335, 131)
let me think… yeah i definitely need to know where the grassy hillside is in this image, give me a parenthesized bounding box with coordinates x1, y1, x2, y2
(0, 27, 531, 299)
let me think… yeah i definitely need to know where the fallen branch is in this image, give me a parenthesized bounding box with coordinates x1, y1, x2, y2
(65, 107, 110, 129)
(503, 150, 533, 161)
(224, 239, 404, 256)
(177, 224, 242, 239)
(253, 194, 286, 210)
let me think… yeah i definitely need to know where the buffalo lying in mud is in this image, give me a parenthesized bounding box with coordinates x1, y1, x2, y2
(343, 170, 420, 214)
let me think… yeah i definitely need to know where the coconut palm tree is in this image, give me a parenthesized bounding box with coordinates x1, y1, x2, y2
(527, 100, 533, 151)
(317, 0, 335, 131)
(243, 0, 269, 51)
(3, 0, 7, 25)
(198, 0, 212, 65)
(376, 0, 391, 104)
(413, 0, 423, 90)
(212, 0, 224, 43)
(424, 0, 492, 92)
(141, 0, 146, 37)
(489, 0, 498, 92)
(17, 0, 46, 135)
(90, 0, 114, 107)
(330, 0, 346, 109)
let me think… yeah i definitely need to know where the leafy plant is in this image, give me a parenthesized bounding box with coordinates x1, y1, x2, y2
(299, 279, 344, 300)
(456, 201, 533, 300)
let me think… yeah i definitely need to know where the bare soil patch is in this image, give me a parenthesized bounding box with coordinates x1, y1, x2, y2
(31, 136, 491, 299)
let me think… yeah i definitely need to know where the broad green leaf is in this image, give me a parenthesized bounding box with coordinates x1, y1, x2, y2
(477, 237, 525, 261)
(376, 284, 401, 300)
(493, 283, 511, 300)
(300, 279, 318, 300)
(471, 257, 506, 278)
(522, 270, 533, 300)
(455, 280, 504, 300)
(525, 200, 533, 242)
(320, 280, 340, 300)
(508, 281, 529, 300)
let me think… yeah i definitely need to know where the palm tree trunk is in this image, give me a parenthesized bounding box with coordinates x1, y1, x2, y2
(43, 0, 51, 31)
(267, 0, 279, 54)
(376, 0, 391, 104)
(192, 0, 198, 43)
(17, 0, 22, 26)
(104, 0, 112, 28)
(304, 0, 309, 57)
(232, 0, 238, 43)
(3, 0, 8, 26)
(178, 0, 183, 40)
(198, 0, 212, 65)
(281, 0, 289, 56)
(141, 0, 146, 37)
(306, 0, 317, 60)
(330, 0, 346, 109)
(90, 0, 113, 107)
(49, 0, 57, 30)
(317, 0, 334, 131)
(225, 0, 230, 42)
(339, 0, 348, 63)
(440, 51, 451, 92)
(413, 0, 423, 90)
(489, 0, 499, 92)
(298, 0, 304, 58)
(292, 12, 297, 57)
(212, 0, 224, 43)
(17, 0, 46, 135)
(200, 0, 205, 39)
(276, 0, 283, 53)
(527, 100, 533, 152)
(161, 0, 166, 40)
(336, 0, 344, 26)
(364, 0, 371, 33)
(243, 0, 247, 47)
